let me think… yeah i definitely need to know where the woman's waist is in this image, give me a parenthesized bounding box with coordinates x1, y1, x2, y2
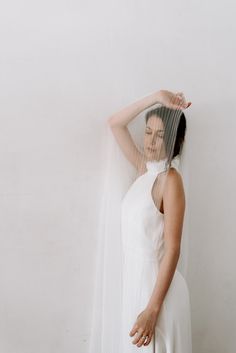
(122, 245, 164, 262)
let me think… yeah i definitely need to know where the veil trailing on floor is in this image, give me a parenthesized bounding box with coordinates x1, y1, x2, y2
(88, 102, 190, 353)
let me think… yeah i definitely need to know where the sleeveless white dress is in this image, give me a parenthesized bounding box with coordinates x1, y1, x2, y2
(120, 158, 192, 353)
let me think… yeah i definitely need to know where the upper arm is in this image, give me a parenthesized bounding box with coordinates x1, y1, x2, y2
(162, 168, 185, 253)
(108, 123, 145, 170)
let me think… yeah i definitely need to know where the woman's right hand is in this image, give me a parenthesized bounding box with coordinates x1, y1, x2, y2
(157, 90, 192, 110)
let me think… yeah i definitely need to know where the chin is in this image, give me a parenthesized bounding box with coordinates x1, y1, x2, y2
(145, 151, 157, 160)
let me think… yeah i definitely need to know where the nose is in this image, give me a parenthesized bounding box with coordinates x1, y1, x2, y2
(151, 136, 156, 145)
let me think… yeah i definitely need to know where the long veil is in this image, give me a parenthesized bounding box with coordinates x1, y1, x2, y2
(88, 103, 190, 353)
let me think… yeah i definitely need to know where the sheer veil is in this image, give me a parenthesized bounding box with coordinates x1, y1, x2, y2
(88, 103, 190, 353)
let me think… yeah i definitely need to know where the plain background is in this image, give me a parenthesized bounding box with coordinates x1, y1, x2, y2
(0, 1, 235, 352)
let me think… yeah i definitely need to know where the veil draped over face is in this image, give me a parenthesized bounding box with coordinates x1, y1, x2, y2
(88, 104, 190, 353)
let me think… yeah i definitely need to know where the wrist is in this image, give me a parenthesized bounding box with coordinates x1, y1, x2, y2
(145, 304, 161, 316)
(154, 90, 163, 104)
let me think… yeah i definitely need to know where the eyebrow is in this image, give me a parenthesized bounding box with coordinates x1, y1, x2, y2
(146, 126, 164, 132)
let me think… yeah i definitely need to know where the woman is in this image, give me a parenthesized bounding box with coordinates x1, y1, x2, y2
(107, 90, 192, 352)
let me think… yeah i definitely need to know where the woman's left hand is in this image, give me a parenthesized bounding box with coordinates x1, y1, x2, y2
(158, 90, 192, 110)
(129, 307, 160, 347)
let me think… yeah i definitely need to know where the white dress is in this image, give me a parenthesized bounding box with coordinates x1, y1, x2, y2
(120, 158, 192, 352)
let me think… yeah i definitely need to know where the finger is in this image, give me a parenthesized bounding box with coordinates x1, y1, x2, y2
(172, 96, 183, 109)
(136, 332, 150, 347)
(176, 96, 190, 109)
(172, 93, 181, 105)
(176, 92, 187, 103)
(129, 324, 138, 337)
(137, 338, 145, 347)
(175, 93, 184, 103)
(144, 332, 153, 346)
(132, 329, 144, 344)
(177, 93, 191, 109)
(166, 93, 184, 110)
(173, 93, 191, 110)
(179, 101, 191, 109)
(176, 91, 186, 101)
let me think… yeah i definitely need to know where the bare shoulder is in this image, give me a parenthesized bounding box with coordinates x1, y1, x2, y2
(164, 167, 185, 200)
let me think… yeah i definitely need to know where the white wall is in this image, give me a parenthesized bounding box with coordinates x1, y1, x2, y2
(0, 1, 235, 352)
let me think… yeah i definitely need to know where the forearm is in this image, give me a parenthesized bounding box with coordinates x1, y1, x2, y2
(108, 90, 162, 127)
(145, 248, 180, 313)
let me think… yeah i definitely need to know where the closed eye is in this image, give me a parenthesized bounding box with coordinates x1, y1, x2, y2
(145, 131, 164, 138)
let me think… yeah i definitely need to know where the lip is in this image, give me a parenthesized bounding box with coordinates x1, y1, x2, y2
(148, 147, 156, 152)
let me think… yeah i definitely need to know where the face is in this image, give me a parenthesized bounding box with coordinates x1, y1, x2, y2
(143, 115, 166, 161)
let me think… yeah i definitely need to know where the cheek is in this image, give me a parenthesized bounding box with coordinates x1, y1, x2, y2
(143, 135, 148, 144)
(156, 137, 164, 145)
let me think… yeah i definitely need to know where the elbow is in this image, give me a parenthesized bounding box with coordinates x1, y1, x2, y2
(107, 115, 125, 128)
(107, 116, 116, 127)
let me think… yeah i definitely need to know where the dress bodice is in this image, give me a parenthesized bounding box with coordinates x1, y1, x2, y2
(121, 156, 180, 263)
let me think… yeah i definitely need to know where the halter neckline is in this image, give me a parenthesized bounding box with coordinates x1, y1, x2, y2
(146, 158, 167, 173)
(145, 156, 180, 174)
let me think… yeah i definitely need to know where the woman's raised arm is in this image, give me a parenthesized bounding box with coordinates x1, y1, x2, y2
(107, 91, 162, 170)
(107, 90, 191, 170)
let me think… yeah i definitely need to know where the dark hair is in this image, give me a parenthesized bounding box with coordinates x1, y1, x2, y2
(145, 106, 186, 160)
